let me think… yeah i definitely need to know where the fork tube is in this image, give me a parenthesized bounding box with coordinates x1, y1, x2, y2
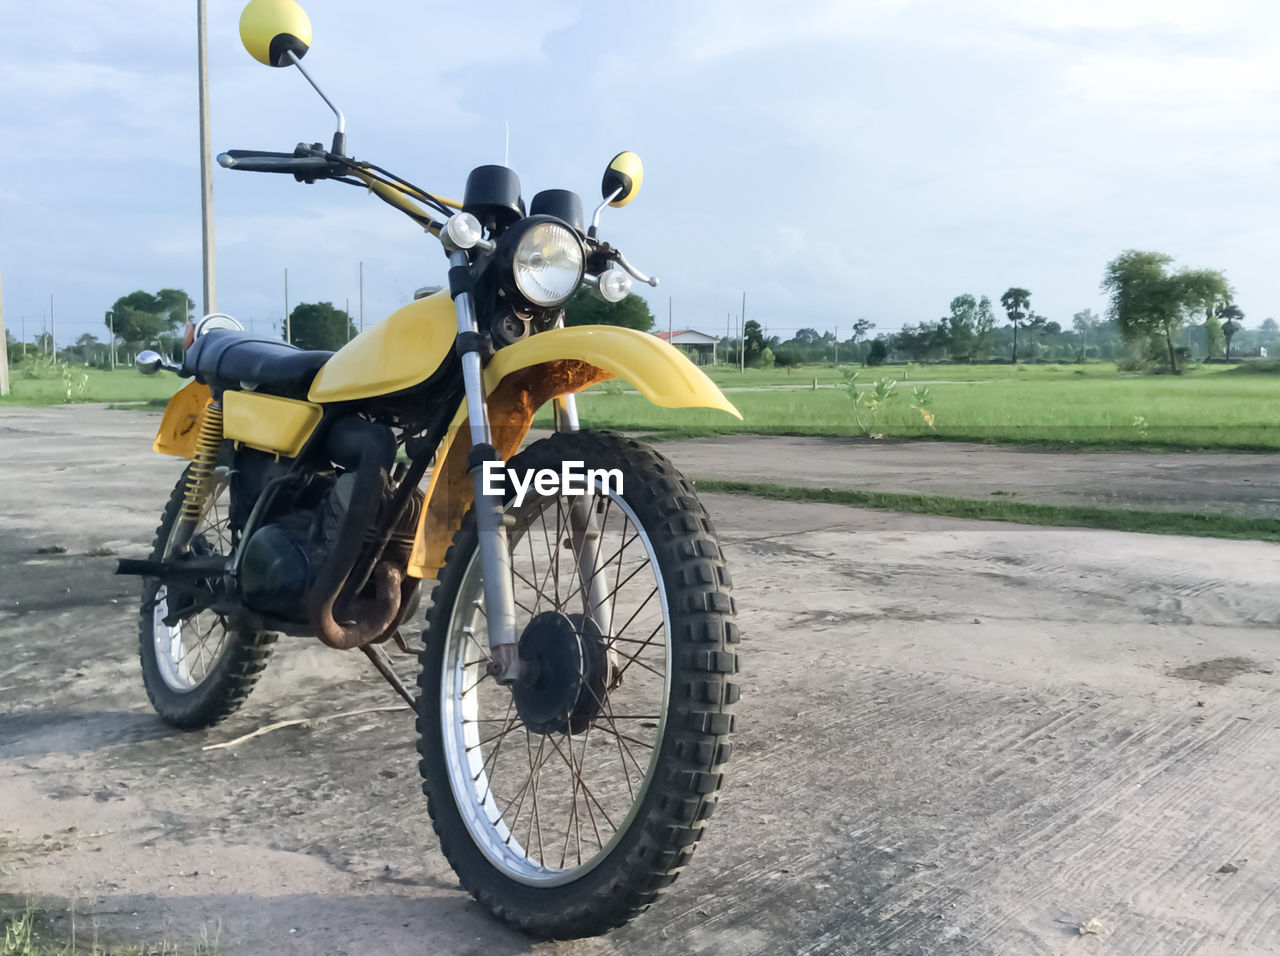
(552, 394, 580, 432)
(551, 314, 580, 434)
(570, 494, 614, 636)
(450, 250, 520, 683)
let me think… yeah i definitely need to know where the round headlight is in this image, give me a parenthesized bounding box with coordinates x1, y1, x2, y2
(511, 219, 584, 307)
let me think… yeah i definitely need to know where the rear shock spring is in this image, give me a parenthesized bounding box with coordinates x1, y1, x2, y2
(180, 401, 224, 524)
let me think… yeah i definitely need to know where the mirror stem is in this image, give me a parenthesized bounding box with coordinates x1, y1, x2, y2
(286, 49, 347, 154)
(588, 187, 623, 239)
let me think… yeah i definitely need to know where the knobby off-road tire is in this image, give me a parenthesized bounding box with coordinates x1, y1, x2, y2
(138, 464, 277, 730)
(417, 430, 739, 939)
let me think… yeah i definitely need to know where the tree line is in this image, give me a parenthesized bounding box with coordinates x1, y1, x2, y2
(718, 250, 1272, 371)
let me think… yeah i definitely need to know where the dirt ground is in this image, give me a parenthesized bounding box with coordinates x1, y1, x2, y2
(652, 435, 1280, 519)
(2, 406, 1278, 955)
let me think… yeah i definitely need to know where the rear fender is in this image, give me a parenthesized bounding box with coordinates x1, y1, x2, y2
(152, 381, 214, 459)
(406, 326, 739, 579)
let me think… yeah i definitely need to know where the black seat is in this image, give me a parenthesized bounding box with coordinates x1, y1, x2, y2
(183, 331, 333, 399)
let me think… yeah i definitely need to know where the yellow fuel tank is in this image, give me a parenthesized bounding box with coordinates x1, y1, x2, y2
(307, 289, 455, 403)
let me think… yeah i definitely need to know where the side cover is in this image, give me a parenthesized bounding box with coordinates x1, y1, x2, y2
(222, 390, 322, 458)
(406, 326, 740, 579)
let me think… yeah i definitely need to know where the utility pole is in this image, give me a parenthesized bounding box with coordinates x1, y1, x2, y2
(740, 291, 746, 373)
(359, 260, 364, 333)
(346, 297, 352, 340)
(835, 325, 839, 367)
(106, 311, 115, 369)
(197, 0, 217, 316)
(667, 296, 672, 341)
(49, 294, 56, 363)
(737, 314, 743, 373)
(284, 268, 290, 343)
(0, 265, 9, 397)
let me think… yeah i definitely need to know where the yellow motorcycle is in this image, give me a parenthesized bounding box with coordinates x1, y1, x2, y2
(119, 0, 740, 938)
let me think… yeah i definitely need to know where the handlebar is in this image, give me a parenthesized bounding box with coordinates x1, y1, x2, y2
(217, 147, 648, 279)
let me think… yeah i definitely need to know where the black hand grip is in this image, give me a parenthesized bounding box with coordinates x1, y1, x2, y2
(217, 149, 332, 175)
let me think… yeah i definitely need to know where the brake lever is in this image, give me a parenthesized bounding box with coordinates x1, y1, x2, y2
(611, 248, 659, 288)
(584, 241, 659, 287)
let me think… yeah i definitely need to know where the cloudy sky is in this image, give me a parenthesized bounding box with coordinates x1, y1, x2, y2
(3, 0, 1278, 349)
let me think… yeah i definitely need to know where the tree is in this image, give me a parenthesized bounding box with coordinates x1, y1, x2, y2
(563, 288, 654, 332)
(742, 319, 766, 365)
(1072, 308, 1099, 361)
(1219, 302, 1244, 361)
(866, 339, 887, 366)
(1203, 310, 1225, 358)
(1023, 312, 1048, 361)
(75, 333, 102, 365)
(1101, 250, 1228, 373)
(1000, 288, 1031, 363)
(288, 301, 355, 351)
(773, 345, 803, 370)
(108, 288, 193, 352)
(946, 294, 977, 361)
(975, 296, 995, 358)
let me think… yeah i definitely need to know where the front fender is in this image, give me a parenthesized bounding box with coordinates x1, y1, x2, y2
(483, 326, 740, 418)
(406, 325, 740, 579)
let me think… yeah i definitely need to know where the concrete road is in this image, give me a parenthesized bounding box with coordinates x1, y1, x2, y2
(1, 406, 1278, 954)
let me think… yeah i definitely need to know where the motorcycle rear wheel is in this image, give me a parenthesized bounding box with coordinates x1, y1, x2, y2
(417, 430, 739, 938)
(138, 464, 278, 730)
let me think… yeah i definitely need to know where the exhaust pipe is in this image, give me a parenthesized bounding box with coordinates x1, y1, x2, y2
(307, 416, 404, 650)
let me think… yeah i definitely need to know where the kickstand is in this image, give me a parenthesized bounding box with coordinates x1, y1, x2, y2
(361, 639, 418, 714)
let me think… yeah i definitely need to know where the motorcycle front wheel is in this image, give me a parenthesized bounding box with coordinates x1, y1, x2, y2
(417, 430, 739, 938)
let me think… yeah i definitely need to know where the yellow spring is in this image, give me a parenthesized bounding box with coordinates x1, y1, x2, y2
(180, 401, 224, 523)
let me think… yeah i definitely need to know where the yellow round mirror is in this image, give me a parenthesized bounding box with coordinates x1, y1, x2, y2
(239, 0, 313, 67)
(602, 151, 643, 207)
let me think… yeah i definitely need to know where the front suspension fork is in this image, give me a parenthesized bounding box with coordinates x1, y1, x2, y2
(453, 252, 615, 683)
(450, 250, 522, 684)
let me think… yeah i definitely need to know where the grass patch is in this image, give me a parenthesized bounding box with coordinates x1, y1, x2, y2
(0, 898, 218, 955)
(1226, 359, 1280, 375)
(0, 365, 180, 407)
(560, 363, 1280, 450)
(694, 479, 1280, 543)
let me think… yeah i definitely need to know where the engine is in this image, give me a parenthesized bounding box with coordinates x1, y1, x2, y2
(238, 470, 423, 625)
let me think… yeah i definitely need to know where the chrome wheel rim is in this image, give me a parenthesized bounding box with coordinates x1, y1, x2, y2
(152, 476, 233, 693)
(440, 485, 672, 886)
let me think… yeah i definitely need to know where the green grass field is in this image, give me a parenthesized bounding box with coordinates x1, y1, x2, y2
(552, 362, 1280, 449)
(0, 364, 181, 407)
(4, 360, 1277, 451)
